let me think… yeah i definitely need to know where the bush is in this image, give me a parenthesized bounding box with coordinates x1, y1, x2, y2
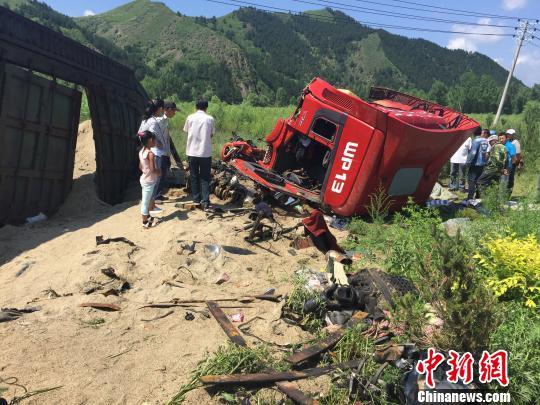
(490, 302, 540, 404)
(475, 234, 540, 308)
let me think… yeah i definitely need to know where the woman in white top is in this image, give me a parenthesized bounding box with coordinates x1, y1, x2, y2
(138, 99, 165, 215)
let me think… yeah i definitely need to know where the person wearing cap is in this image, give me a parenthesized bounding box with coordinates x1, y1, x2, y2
(154, 101, 182, 200)
(465, 127, 489, 202)
(477, 133, 507, 193)
(183, 99, 215, 211)
(505, 129, 521, 192)
(449, 136, 472, 192)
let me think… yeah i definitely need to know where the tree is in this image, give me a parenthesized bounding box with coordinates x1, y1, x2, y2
(428, 80, 449, 105)
(275, 87, 288, 106)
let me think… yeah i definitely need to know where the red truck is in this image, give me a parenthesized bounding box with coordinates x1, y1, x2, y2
(222, 78, 479, 216)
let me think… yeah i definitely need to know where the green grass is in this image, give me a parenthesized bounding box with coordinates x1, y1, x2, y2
(167, 343, 283, 404)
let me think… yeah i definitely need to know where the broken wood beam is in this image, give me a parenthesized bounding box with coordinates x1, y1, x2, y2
(200, 358, 362, 386)
(206, 300, 247, 347)
(286, 311, 369, 365)
(275, 381, 319, 405)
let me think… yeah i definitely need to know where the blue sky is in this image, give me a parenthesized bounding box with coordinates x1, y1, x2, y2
(41, 0, 540, 85)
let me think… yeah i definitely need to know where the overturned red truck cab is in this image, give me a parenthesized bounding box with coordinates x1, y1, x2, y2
(223, 78, 480, 216)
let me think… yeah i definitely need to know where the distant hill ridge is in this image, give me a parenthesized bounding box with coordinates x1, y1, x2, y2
(0, 0, 530, 113)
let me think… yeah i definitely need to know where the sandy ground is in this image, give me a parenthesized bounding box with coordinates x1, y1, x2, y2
(0, 121, 346, 404)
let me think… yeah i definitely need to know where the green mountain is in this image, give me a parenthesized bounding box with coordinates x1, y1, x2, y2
(0, 0, 531, 113)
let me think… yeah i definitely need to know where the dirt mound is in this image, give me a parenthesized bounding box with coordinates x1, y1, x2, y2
(57, 120, 109, 217)
(74, 120, 96, 178)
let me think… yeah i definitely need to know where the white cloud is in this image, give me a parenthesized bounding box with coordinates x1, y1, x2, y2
(83, 9, 95, 17)
(514, 50, 540, 85)
(502, 0, 527, 11)
(447, 18, 506, 53)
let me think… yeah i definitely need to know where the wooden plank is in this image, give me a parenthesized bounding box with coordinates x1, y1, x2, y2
(206, 301, 247, 347)
(286, 311, 369, 365)
(200, 359, 362, 386)
(275, 381, 319, 405)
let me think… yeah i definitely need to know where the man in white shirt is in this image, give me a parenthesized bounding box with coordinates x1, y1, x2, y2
(505, 129, 522, 191)
(449, 136, 472, 191)
(183, 99, 215, 210)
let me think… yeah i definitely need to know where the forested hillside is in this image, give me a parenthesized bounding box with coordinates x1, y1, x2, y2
(1, 0, 538, 113)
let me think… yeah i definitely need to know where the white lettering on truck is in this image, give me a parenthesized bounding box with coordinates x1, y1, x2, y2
(330, 142, 358, 194)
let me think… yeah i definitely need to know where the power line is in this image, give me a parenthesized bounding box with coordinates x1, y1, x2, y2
(291, 0, 518, 29)
(346, 0, 536, 21)
(205, 0, 516, 37)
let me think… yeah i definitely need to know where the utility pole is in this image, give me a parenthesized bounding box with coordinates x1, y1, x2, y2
(493, 20, 529, 127)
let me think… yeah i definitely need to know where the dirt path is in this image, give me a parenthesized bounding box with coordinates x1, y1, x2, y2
(0, 121, 344, 404)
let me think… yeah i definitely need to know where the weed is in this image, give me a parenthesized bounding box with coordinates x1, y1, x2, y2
(79, 317, 105, 328)
(366, 184, 393, 224)
(168, 344, 270, 404)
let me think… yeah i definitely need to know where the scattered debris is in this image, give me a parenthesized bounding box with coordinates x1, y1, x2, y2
(0, 306, 40, 323)
(178, 241, 197, 255)
(174, 201, 200, 210)
(15, 261, 36, 277)
(206, 300, 247, 347)
(95, 235, 137, 247)
(215, 273, 230, 285)
(141, 310, 174, 322)
(286, 311, 369, 365)
(79, 302, 121, 312)
(25, 212, 47, 224)
(200, 358, 363, 386)
(302, 210, 345, 254)
(107, 347, 132, 359)
(229, 312, 244, 323)
(204, 244, 223, 261)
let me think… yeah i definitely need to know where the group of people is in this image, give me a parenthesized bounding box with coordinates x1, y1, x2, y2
(449, 127, 523, 202)
(137, 98, 215, 228)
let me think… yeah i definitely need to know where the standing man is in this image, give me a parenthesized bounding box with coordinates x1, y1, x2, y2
(155, 101, 182, 201)
(505, 129, 522, 192)
(503, 131, 517, 195)
(477, 134, 507, 193)
(465, 127, 489, 202)
(449, 136, 472, 191)
(183, 99, 215, 211)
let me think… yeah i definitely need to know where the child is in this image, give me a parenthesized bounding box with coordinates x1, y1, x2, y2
(138, 130, 161, 228)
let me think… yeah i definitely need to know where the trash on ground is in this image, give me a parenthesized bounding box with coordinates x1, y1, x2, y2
(26, 212, 47, 224)
(95, 235, 137, 247)
(215, 272, 230, 284)
(0, 306, 40, 323)
(79, 302, 121, 312)
(15, 261, 36, 277)
(141, 310, 174, 322)
(204, 244, 223, 261)
(229, 312, 245, 323)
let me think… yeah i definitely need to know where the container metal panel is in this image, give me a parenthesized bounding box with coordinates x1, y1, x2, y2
(0, 63, 81, 225)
